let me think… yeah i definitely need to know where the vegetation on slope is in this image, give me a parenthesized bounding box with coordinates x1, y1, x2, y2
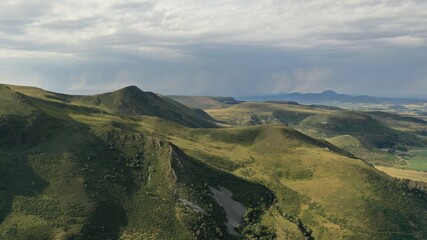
(207, 101, 427, 166)
(375, 166, 427, 182)
(138, 120, 427, 239)
(168, 95, 240, 110)
(8, 85, 218, 128)
(0, 85, 274, 239)
(1, 84, 427, 239)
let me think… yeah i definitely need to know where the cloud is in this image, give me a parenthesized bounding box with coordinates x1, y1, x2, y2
(260, 68, 331, 94)
(0, 0, 426, 97)
(2, 0, 427, 53)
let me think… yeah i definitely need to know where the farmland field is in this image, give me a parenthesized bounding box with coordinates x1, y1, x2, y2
(398, 147, 427, 171)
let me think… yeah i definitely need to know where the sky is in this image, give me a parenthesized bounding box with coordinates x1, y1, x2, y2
(0, 0, 427, 98)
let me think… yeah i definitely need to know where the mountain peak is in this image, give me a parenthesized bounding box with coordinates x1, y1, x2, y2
(71, 85, 218, 128)
(321, 90, 338, 95)
(118, 85, 144, 93)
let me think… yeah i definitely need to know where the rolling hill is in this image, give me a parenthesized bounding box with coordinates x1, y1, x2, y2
(7, 85, 218, 128)
(206, 101, 427, 166)
(0, 85, 272, 239)
(1, 84, 427, 239)
(168, 95, 240, 110)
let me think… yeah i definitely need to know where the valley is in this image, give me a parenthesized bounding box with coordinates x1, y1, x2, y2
(0, 85, 427, 239)
(2, 1, 427, 239)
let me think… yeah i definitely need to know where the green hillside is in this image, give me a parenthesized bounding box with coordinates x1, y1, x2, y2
(0, 85, 273, 239)
(168, 96, 240, 110)
(365, 111, 427, 136)
(207, 102, 427, 166)
(298, 111, 420, 148)
(8, 85, 218, 128)
(1, 84, 427, 239)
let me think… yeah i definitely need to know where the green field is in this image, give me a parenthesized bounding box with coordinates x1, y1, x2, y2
(398, 148, 427, 171)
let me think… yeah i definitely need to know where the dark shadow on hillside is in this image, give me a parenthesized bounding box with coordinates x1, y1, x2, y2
(45, 94, 71, 103)
(77, 201, 128, 240)
(27, 96, 110, 116)
(0, 153, 49, 223)
(0, 113, 52, 149)
(359, 167, 427, 240)
(170, 144, 275, 209)
(1, 93, 275, 239)
(0, 112, 51, 223)
(0, 96, 142, 237)
(167, 144, 276, 239)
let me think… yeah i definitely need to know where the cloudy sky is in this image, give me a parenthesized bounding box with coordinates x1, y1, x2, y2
(1, 0, 427, 97)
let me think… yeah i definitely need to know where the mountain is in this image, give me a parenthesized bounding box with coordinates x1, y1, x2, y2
(1, 84, 427, 239)
(238, 90, 427, 105)
(7, 85, 219, 128)
(0, 84, 273, 239)
(168, 95, 241, 109)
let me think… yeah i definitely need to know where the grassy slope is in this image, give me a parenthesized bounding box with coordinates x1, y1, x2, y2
(326, 135, 400, 166)
(8, 85, 218, 129)
(136, 120, 427, 239)
(0, 85, 272, 239)
(397, 148, 427, 171)
(168, 95, 239, 110)
(207, 102, 325, 126)
(208, 102, 426, 166)
(0, 85, 36, 116)
(365, 111, 427, 134)
(365, 112, 427, 170)
(375, 166, 427, 182)
(1, 85, 427, 239)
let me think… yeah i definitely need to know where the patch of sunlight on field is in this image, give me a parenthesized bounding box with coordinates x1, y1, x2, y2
(375, 166, 427, 182)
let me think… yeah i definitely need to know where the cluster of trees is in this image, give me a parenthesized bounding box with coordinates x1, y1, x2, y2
(282, 212, 313, 240)
(241, 208, 276, 240)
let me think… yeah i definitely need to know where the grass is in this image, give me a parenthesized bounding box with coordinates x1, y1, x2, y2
(375, 166, 427, 182)
(9, 84, 218, 128)
(0, 85, 274, 239)
(206, 101, 325, 126)
(326, 135, 362, 148)
(326, 135, 399, 165)
(1, 84, 427, 239)
(206, 101, 427, 167)
(0, 85, 36, 116)
(366, 111, 427, 134)
(135, 120, 427, 239)
(396, 148, 427, 171)
(168, 95, 239, 109)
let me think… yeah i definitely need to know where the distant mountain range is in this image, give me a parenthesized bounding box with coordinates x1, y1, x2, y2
(237, 90, 427, 105)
